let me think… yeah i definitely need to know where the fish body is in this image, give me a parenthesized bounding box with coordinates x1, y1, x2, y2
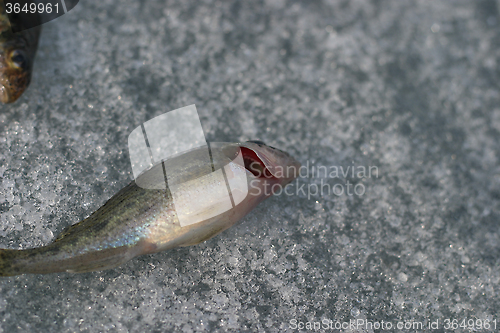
(0, 141, 300, 276)
(0, 0, 41, 103)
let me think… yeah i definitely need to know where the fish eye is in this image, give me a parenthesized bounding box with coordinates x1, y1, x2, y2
(10, 50, 27, 69)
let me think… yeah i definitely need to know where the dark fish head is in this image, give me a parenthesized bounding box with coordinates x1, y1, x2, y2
(0, 25, 37, 103)
(0, 43, 31, 103)
(0, 2, 40, 103)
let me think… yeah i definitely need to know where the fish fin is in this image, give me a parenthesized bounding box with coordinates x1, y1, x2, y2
(53, 221, 88, 242)
(182, 225, 230, 247)
(63, 247, 133, 273)
(54, 182, 138, 243)
(64, 258, 124, 273)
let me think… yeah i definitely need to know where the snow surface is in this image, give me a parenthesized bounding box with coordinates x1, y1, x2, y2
(0, 0, 499, 332)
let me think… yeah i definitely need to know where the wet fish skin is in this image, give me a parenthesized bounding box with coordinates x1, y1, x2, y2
(0, 142, 300, 276)
(0, 0, 41, 103)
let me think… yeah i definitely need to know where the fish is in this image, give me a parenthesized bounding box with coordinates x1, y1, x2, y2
(0, 0, 41, 103)
(0, 141, 300, 276)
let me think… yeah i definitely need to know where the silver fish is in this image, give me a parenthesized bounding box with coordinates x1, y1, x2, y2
(0, 141, 300, 276)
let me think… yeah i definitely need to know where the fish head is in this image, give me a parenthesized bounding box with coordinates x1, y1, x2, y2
(0, 32, 34, 103)
(214, 140, 301, 208)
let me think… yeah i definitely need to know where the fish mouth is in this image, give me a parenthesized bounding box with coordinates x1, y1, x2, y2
(238, 141, 301, 182)
(240, 146, 277, 179)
